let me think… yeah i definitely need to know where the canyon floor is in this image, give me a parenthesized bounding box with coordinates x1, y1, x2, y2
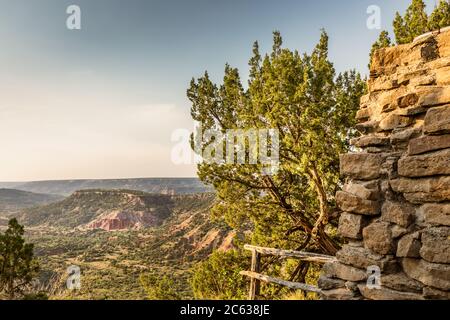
(0, 187, 231, 299)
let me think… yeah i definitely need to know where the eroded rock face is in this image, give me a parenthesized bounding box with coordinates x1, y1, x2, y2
(319, 29, 450, 300)
(85, 210, 161, 231)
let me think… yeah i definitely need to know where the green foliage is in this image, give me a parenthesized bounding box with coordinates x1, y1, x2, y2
(394, 0, 429, 44)
(390, 0, 450, 45)
(190, 250, 249, 300)
(428, 0, 450, 31)
(22, 292, 49, 300)
(140, 273, 182, 300)
(188, 31, 366, 258)
(0, 218, 39, 299)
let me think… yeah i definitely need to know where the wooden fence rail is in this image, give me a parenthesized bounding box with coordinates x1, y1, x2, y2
(240, 244, 337, 300)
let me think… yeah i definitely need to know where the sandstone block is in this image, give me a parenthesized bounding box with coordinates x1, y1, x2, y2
(402, 258, 450, 290)
(437, 29, 450, 58)
(356, 121, 379, 134)
(409, 74, 436, 86)
(368, 77, 399, 92)
(391, 224, 411, 239)
(420, 227, 450, 264)
(379, 114, 413, 131)
(360, 93, 371, 106)
(340, 153, 383, 180)
(320, 288, 361, 300)
(381, 201, 415, 227)
(408, 134, 450, 155)
(418, 87, 450, 108)
(396, 68, 428, 85)
(435, 66, 450, 85)
(350, 135, 389, 148)
(336, 191, 380, 216)
(423, 286, 450, 300)
(397, 93, 419, 108)
(419, 203, 450, 226)
(322, 262, 367, 282)
(338, 213, 368, 239)
(356, 108, 371, 121)
(363, 221, 394, 255)
(381, 272, 424, 293)
(357, 284, 424, 300)
(391, 127, 422, 145)
(336, 245, 398, 272)
(390, 176, 450, 203)
(428, 55, 450, 70)
(397, 232, 422, 258)
(395, 105, 428, 116)
(398, 149, 450, 177)
(424, 105, 450, 134)
(317, 275, 345, 290)
(342, 182, 380, 200)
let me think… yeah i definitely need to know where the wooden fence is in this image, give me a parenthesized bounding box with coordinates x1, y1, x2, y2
(240, 244, 337, 300)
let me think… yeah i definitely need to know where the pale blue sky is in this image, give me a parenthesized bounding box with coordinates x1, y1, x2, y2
(0, 0, 439, 181)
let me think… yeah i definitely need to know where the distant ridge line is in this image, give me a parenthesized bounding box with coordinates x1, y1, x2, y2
(0, 177, 212, 196)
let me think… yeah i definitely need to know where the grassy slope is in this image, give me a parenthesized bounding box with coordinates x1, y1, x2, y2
(0, 188, 63, 211)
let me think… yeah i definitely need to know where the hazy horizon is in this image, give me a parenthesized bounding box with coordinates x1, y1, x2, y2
(0, 0, 438, 181)
(0, 176, 203, 183)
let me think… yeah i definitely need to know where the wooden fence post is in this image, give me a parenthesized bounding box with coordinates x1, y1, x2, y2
(248, 249, 261, 300)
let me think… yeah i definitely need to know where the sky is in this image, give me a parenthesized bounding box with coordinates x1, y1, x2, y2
(0, 0, 439, 181)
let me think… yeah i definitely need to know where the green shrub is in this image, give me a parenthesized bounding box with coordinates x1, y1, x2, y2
(190, 250, 249, 300)
(140, 273, 182, 300)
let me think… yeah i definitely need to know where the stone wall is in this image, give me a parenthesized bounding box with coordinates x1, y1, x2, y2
(319, 29, 450, 300)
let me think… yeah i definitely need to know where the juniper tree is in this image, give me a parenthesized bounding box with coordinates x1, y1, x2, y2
(393, 0, 429, 44)
(0, 218, 39, 299)
(187, 31, 366, 256)
(428, 0, 450, 31)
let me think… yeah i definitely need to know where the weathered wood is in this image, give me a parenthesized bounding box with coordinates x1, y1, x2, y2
(243, 244, 336, 264)
(240, 271, 322, 293)
(248, 250, 261, 300)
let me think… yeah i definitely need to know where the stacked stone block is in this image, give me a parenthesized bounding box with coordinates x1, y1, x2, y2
(319, 28, 450, 300)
